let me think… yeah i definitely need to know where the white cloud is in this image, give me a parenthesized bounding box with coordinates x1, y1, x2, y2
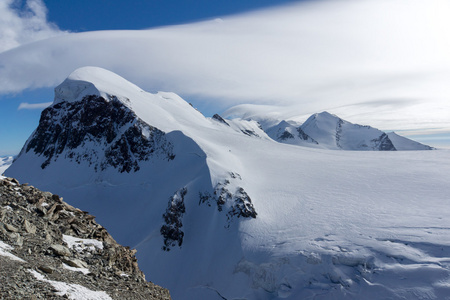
(0, 0, 449, 134)
(0, 0, 65, 53)
(17, 101, 51, 110)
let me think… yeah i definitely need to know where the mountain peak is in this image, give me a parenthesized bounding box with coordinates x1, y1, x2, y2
(312, 111, 338, 120)
(54, 67, 144, 104)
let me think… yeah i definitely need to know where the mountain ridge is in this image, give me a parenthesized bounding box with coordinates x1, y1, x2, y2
(262, 111, 433, 151)
(0, 176, 171, 299)
(6, 67, 450, 300)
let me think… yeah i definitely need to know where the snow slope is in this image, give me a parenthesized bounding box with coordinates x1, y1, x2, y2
(7, 67, 450, 299)
(0, 156, 13, 176)
(387, 131, 435, 151)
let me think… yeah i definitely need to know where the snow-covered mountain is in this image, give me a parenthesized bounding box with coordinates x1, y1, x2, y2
(386, 131, 435, 151)
(256, 111, 433, 151)
(0, 156, 14, 176)
(6, 67, 450, 300)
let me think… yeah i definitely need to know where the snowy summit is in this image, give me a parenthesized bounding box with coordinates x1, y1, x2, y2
(6, 67, 450, 300)
(54, 67, 146, 105)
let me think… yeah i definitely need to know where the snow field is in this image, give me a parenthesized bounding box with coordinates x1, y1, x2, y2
(6, 67, 450, 299)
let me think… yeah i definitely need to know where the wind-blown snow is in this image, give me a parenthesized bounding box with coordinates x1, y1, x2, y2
(7, 67, 450, 300)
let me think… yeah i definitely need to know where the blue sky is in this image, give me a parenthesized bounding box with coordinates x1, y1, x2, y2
(44, 0, 301, 31)
(0, 0, 301, 156)
(1, 0, 449, 156)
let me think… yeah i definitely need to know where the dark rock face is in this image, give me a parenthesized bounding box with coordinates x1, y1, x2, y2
(199, 176, 257, 228)
(226, 187, 257, 220)
(296, 128, 318, 144)
(0, 177, 171, 299)
(334, 117, 395, 150)
(23, 96, 175, 172)
(212, 114, 230, 126)
(270, 121, 317, 144)
(335, 118, 344, 149)
(241, 129, 259, 137)
(279, 131, 294, 141)
(370, 133, 396, 151)
(160, 188, 187, 251)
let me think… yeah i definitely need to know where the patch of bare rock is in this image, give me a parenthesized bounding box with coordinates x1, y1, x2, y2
(0, 176, 171, 299)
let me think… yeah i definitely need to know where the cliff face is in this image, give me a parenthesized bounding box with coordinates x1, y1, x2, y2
(23, 95, 175, 172)
(0, 176, 171, 299)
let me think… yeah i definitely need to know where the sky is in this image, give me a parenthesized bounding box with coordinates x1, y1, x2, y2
(0, 0, 449, 155)
(0, 0, 301, 155)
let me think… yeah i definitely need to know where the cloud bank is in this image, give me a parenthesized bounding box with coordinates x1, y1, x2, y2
(0, 0, 449, 133)
(17, 101, 51, 110)
(0, 0, 65, 53)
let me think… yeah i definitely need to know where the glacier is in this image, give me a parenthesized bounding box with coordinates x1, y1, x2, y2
(6, 66, 450, 300)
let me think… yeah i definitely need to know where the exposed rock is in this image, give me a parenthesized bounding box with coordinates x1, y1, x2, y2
(38, 265, 55, 274)
(279, 130, 294, 141)
(199, 177, 257, 228)
(241, 129, 259, 137)
(61, 257, 88, 269)
(370, 133, 396, 151)
(10, 232, 23, 247)
(23, 95, 175, 172)
(49, 244, 71, 257)
(160, 188, 187, 251)
(24, 220, 37, 234)
(212, 114, 230, 126)
(0, 176, 171, 299)
(4, 223, 19, 233)
(297, 127, 318, 144)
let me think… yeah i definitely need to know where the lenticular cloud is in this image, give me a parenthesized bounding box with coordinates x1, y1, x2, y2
(0, 0, 449, 135)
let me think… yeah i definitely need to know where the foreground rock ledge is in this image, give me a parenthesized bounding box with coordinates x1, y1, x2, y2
(0, 176, 171, 299)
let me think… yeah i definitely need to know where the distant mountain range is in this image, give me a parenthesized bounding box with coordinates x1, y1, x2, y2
(264, 111, 433, 151)
(5, 67, 449, 300)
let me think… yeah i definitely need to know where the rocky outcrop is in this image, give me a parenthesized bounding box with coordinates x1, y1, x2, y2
(0, 176, 171, 299)
(369, 132, 396, 151)
(199, 177, 257, 228)
(240, 129, 259, 137)
(212, 114, 230, 126)
(296, 127, 318, 144)
(23, 95, 175, 172)
(266, 120, 318, 144)
(160, 188, 187, 251)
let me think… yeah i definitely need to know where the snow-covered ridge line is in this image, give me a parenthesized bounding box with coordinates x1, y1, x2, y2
(256, 111, 434, 151)
(9, 66, 262, 252)
(54, 66, 145, 105)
